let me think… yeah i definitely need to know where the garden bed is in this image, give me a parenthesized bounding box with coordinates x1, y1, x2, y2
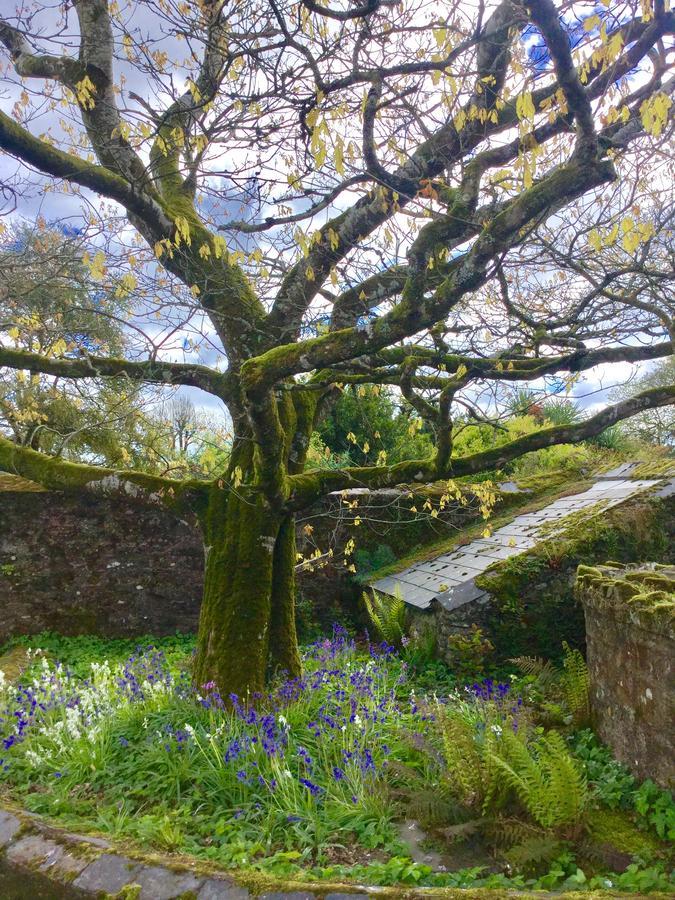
(0, 631, 672, 895)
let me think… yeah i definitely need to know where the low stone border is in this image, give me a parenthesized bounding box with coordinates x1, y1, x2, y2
(1, 804, 672, 899)
(0, 806, 368, 900)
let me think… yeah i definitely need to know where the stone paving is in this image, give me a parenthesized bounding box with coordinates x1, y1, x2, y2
(371, 465, 675, 612)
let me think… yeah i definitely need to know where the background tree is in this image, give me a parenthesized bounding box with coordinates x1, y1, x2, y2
(610, 357, 675, 447)
(0, 223, 217, 471)
(316, 385, 433, 465)
(0, 0, 673, 698)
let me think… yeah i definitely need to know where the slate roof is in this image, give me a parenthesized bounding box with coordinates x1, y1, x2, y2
(371, 465, 675, 613)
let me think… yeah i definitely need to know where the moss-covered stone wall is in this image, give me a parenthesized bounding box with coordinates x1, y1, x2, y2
(576, 563, 674, 787)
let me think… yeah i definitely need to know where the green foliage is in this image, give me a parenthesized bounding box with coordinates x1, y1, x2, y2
(402, 620, 437, 668)
(609, 356, 675, 447)
(362, 589, 405, 647)
(506, 389, 543, 420)
(570, 731, 675, 843)
(0, 631, 195, 679)
(542, 399, 583, 426)
(560, 643, 591, 727)
(446, 625, 494, 680)
(315, 385, 432, 466)
(353, 544, 397, 584)
(511, 642, 590, 727)
(489, 730, 589, 830)
(1, 630, 672, 893)
(588, 424, 632, 452)
(633, 781, 675, 841)
(435, 705, 493, 812)
(570, 730, 636, 810)
(598, 862, 674, 894)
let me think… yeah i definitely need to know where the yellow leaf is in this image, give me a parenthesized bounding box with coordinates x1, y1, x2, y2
(588, 229, 603, 251)
(516, 91, 535, 121)
(334, 138, 345, 176)
(640, 92, 672, 137)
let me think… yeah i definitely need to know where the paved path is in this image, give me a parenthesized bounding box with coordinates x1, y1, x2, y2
(371, 464, 675, 612)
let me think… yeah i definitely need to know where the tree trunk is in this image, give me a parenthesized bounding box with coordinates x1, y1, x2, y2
(268, 514, 302, 681)
(192, 488, 301, 698)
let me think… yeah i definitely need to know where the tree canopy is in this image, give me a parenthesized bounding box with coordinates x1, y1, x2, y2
(0, 0, 673, 696)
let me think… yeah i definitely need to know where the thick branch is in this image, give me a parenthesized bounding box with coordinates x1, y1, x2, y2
(0, 347, 233, 400)
(0, 432, 208, 515)
(286, 383, 675, 509)
(0, 111, 171, 235)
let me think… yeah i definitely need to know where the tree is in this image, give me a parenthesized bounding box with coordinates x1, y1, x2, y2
(316, 385, 432, 465)
(0, 0, 673, 698)
(0, 223, 131, 453)
(0, 223, 203, 471)
(610, 357, 675, 446)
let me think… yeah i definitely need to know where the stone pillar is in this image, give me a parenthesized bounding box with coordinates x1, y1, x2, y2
(575, 563, 674, 787)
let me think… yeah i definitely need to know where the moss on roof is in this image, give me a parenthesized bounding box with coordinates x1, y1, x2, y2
(0, 472, 45, 492)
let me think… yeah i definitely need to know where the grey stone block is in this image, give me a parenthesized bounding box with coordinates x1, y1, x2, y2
(134, 864, 204, 898)
(259, 893, 316, 900)
(5, 834, 60, 868)
(0, 810, 21, 848)
(656, 479, 675, 498)
(198, 880, 251, 900)
(370, 575, 400, 595)
(438, 580, 486, 611)
(39, 842, 88, 880)
(74, 853, 142, 894)
(325, 894, 370, 900)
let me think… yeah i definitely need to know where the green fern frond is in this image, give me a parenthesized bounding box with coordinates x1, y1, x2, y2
(504, 835, 564, 871)
(436, 705, 486, 810)
(487, 816, 542, 849)
(488, 729, 589, 830)
(510, 654, 559, 689)
(561, 642, 590, 726)
(363, 588, 405, 647)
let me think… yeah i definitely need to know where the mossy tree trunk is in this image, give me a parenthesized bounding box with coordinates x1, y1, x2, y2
(192, 416, 307, 696)
(193, 486, 301, 697)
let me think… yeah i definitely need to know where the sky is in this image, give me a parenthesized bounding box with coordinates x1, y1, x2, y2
(0, 0, 671, 432)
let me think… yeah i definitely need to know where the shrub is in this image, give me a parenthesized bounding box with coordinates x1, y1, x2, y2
(446, 625, 494, 680)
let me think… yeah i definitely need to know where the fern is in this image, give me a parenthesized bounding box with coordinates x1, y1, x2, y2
(560, 642, 590, 726)
(504, 835, 564, 872)
(435, 705, 487, 811)
(363, 588, 405, 647)
(511, 643, 590, 726)
(510, 655, 558, 688)
(488, 729, 589, 830)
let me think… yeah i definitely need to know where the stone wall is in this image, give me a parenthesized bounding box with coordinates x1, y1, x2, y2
(576, 563, 674, 787)
(0, 478, 489, 642)
(0, 488, 204, 639)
